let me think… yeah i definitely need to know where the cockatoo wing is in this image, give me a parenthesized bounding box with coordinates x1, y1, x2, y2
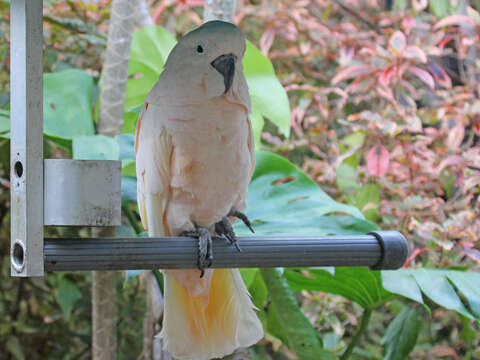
(135, 103, 173, 236)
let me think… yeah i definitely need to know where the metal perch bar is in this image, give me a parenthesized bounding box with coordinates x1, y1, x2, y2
(44, 231, 407, 272)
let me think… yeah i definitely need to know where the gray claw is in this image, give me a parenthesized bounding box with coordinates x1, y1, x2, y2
(181, 227, 212, 277)
(215, 216, 242, 252)
(228, 209, 255, 233)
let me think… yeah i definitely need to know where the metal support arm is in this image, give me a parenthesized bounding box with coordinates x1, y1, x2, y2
(44, 231, 408, 272)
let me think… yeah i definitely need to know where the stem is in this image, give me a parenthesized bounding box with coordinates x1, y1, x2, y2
(340, 309, 373, 360)
(122, 204, 143, 235)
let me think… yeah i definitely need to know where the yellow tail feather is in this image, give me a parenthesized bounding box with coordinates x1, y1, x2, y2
(161, 268, 263, 360)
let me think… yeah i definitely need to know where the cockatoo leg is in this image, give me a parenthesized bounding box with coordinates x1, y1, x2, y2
(181, 227, 213, 278)
(228, 209, 255, 234)
(215, 216, 242, 252)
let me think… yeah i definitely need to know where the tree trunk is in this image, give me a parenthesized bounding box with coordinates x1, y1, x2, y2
(204, 0, 237, 22)
(92, 0, 137, 359)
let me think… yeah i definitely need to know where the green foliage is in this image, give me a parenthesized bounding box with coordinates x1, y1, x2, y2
(56, 276, 82, 317)
(43, 69, 95, 148)
(72, 135, 120, 160)
(260, 268, 333, 360)
(0, 108, 9, 133)
(125, 25, 176, 110)
(244, 41, 291, 137)
(236, 151, 376, 236)
(381, 307, 421, 360)
(383, 269, 480, 321)
(286, 268, 393, 309)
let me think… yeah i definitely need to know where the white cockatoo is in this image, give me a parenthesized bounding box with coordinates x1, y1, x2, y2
(135, 20, 263, 360)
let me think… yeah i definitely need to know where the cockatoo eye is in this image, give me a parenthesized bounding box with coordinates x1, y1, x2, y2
(197, 45, 204, 54)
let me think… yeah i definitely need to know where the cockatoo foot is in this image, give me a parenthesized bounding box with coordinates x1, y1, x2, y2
(215, 216, 242, 252)
(181, 227, 213, 278)
(227, 209, 255, 234)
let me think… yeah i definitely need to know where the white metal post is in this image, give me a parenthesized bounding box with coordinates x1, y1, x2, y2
(10, 0, 44, 276)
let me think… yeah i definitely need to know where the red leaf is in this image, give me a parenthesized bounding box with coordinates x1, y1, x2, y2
(366, 145, 389, 178)
(331, 65, 375, 84)
(474, 119, 480, 136)
(408, 66, 435, 89)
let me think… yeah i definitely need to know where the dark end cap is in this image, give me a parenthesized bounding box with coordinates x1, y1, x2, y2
(368, 230, 408, 270)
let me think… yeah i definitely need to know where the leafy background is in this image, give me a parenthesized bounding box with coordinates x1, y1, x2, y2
(0, 0, 479, 359)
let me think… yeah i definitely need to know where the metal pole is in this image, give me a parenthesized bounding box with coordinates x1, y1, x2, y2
(44, 231, 408, 271)
(10, 0, 44, 276)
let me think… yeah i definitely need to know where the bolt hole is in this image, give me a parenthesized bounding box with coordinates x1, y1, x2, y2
(14, 161, 23, 178)
(12, 241, 25, 271)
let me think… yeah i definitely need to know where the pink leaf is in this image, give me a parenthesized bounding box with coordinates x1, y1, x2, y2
(402, 16, 416, 34)
(408, 66, 435, 89)
(388, 31, 407, 55)
(434, 15, 476, 29)
(331, 65, 375, 84)
(467, 6, 480, 23)
(403, 45, 427, 63)
(446, 122, 465, 150)
(366, 145, 390, 178)
(462, 248, 480, 263)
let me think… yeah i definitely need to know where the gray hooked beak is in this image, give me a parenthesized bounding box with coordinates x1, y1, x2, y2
(211, 53, 236, 94)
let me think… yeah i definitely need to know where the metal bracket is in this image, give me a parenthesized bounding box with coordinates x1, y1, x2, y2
(44, 159, 121, 226)
(10, 0, 121, 276)
(10, 0, 44, 277)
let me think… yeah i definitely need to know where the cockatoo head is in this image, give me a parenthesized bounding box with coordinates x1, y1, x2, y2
(149, 21, 249, 106)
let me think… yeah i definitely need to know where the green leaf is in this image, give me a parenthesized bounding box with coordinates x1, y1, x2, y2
(349, 184, 380, 221)
(129, 25, 176, 77)
(267, 302, 290, 346)
(429, 0, 460, 18)
(343, 131, 365, 148)
(382, 269, 480, 321)
(122, 160, 137, 177)
(250, 112, 264, 147)
(285, 267, 393, 309)
(122, 110, 139, 134)
(0, 110, 9, 133)
(244, 41, 291, 137)
(381, 307, 421, 360)
(122, 176, 138, 203)
(7, 336, 25, 360)
(117, 134, 135, 160)
(44, 69, 95, 139)
(72, 135, 119, 160)
(125, 25, 176, 111)
(235, 151, 376, 236)
(260, 268, 334, 360)
(336, 162, 359, 192)
(248, 270, 268, 327)
(382, 270, 424, 304)
(56, 277, 82, 317)
(240, 268, 258, 288)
